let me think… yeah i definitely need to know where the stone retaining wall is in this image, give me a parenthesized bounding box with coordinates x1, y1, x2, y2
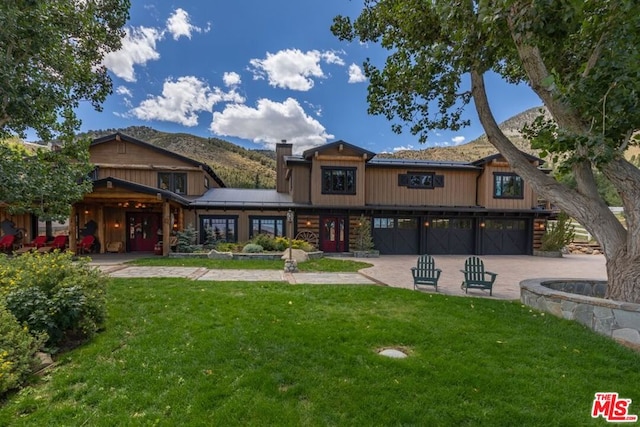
(520, 278, 640, 350)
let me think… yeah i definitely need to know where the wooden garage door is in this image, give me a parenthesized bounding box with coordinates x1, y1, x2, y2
(372, 217, 419, 254)
(481, 219, 529, 255)
(426, 218, 474, 255)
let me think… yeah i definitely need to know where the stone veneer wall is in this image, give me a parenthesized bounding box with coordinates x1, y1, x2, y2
(520, 278, 640, 350)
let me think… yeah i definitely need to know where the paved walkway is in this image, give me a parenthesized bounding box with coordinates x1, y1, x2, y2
(90, 253, 607, 301)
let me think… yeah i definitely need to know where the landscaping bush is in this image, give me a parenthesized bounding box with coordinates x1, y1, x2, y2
(251, 234, 278, 251)
(540, 212, 576, 252)
(0, 251, 108, 351)
(242, 243, 264, 253)
(176, 225, 198, 253)
(0, 303, 45, 396)
(250, 234, 314, 252)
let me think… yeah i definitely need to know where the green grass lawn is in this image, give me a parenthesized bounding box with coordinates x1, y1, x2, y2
(2, 279, 639, 426)
(126, 256, 372, 272)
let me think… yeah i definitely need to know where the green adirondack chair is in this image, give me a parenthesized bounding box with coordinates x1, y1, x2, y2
(411, 254, 442, 291)
(460, 256, 497, 296)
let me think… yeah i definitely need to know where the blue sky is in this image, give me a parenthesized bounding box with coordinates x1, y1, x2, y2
(67, 1, 542, 154)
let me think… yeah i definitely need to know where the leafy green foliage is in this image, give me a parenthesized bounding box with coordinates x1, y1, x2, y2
(242, 243, 264, 253)
(0, 252, 108, 351)
(249, 234, 314, 252)
(0, 303, 45, 396)
(540, 212, 576, 252)
(0, 1, 130, 142)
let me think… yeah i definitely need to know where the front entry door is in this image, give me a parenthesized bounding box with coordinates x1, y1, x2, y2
(320, 216, 346, 252)
(127, 212, 161, 252)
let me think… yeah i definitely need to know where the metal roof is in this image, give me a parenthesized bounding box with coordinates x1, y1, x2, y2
(367, 157, 481, 170)
(190, 188, 294, 207)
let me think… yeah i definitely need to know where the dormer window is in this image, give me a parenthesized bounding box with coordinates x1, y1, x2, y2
(322, 167, 356, 195)
(158, 172, 187, 194)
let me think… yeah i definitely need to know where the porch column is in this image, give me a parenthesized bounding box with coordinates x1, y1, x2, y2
(97, 206, 105, 254)
(163, 200, 171, 256)
(69, 205, 77, 253)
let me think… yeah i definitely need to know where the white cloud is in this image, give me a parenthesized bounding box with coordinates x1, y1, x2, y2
(130, 76, 245, 126)
(249, 49, 343, 91)
(451, 136, 466, 145)
(348, 63, 366, 83)
(393, 145, 414, 152)
(115, 86, 132, 97)
(210, 97, 333, 152)
(322, 50, 345, 66)
(166, 8, 208, 40)
(103, 26, 162, 82)
(223, 72, 241, 87)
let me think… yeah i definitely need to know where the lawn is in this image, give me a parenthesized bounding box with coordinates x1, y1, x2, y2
(1, 279, 639, 426)
(126, 256, 372, 272)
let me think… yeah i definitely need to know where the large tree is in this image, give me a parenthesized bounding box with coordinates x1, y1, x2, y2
(0, 0, 130, 220)
(332, 1, 640, 303)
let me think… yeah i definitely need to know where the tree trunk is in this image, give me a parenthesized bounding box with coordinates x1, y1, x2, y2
(606, 250, 640, 302)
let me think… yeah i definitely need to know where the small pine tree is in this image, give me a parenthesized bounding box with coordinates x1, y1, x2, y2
(353, 214, 375, 251)
(176, 225, 197, 253)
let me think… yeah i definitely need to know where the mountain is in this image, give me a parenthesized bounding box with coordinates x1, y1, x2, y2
(81, 126, 277, 189)
(379, 106, 549, 162)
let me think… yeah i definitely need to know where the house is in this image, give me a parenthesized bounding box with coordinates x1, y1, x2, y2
(191, 139, 551, 255)
(13, 132, 549, 256)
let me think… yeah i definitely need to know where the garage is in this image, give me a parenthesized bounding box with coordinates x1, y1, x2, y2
(481, 219, 530, 255)
(425, 218, 475, 255)
(372, 217, 419, 254)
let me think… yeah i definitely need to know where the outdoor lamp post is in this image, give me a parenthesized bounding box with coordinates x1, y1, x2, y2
(284, 209, 298, 272)
(286, 209, 293, 260)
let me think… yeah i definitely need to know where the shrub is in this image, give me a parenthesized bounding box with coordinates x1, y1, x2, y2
(242, 243, 264, 253)
(0, 251, 108, 351)
(540, 212, 576, 252)
(0, 303, 46, 396)
(353, 214, 375, 251)
(251, 234, 278, 251)
(176, 225, 198, 253)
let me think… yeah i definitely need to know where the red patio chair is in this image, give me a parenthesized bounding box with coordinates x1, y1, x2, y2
(77, 235, 95, 254)
(14, 235, 48, 255)
(37, 235, 68, 253)
(0, 234, 16, 253)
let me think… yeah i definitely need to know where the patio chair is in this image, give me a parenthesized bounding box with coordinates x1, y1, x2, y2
(14, 235, 48, 255)
(37, 235, 68, 253)
(411, 254, 442, 291)
(460, 256, 497, 296)
(0, 234, 16, 253)
(77, 235, 96, 254)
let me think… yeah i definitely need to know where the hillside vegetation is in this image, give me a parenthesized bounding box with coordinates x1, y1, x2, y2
(81, 127, 277, 189)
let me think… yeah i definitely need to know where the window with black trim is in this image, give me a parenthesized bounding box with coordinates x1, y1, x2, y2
(250, 216, 286, 238)
(494, 173, 524, 199)
(408, 173, 434, 188)
(200, 215, 237, 243)
(322, 167, 356, 194)
(158, 172, 187, 194)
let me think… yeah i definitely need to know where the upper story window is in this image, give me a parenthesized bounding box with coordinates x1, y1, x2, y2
(158, 172, 187, 194)
(322, 167, 356, 195)
(408, 173, 434, 188)
(494, 173, 524, 199)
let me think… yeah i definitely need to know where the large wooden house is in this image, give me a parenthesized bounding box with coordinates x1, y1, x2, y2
(2, 133, 551, 255)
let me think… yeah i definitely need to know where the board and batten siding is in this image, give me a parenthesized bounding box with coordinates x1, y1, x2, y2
(477, 163, 537, 209)
(289, 164, 311, 204)
(310, 158, 366, 207)
(96, 167, 208, 196)
(365, 167, 478, 206)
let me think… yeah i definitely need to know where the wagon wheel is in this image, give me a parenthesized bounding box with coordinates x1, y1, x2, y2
(295, 231, 318, 248)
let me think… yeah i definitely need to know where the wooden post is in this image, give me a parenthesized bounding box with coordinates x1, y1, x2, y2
(163, 200, 171, 256)
(69, 205, 77, 253)
(97, 206, 105, 254)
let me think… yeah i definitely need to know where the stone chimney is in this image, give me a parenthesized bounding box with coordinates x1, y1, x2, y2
(276, 139, 292, 193)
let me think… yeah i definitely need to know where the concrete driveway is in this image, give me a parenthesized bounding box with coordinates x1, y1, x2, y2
(356, 254, 607, 300)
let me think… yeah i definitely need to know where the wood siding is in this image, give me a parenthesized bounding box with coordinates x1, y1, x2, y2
(310, 158, 366, 206)
(91, 139, 215, 196)
(477, 161, 537, 209)
(194, 209, 292, 243)
(290, 164, 311, 204)
(365, 167, 478, 206)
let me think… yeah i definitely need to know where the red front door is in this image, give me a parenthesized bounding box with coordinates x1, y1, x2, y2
(320, 216, 346, 252)
(127, 213, 161, 252)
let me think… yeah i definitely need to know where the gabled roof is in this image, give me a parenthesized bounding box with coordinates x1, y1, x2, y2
(91, 133, 226, 188)
(92, 177, 192, 205)
(301, 140, 376, 161)
(471, 152, 544, 166)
